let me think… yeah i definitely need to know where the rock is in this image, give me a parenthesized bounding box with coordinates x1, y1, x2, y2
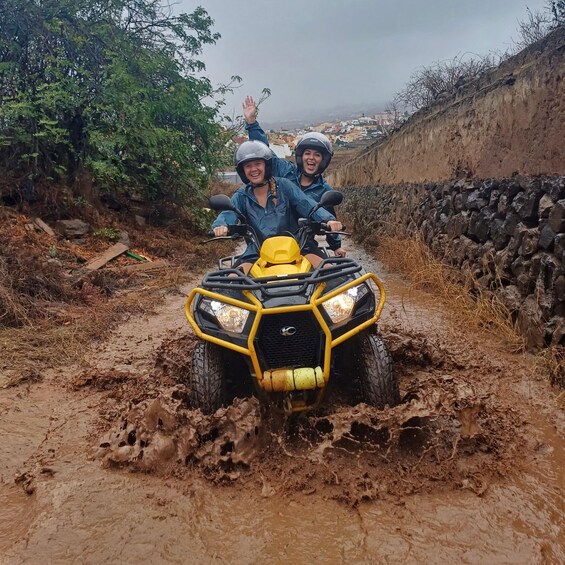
(507, 223, 528, 255)
(554, 233, 565, 261)
(470, 209, 495, 243)
(488, 189, 500, 210)
(517, 295, 545, 350)
(501, 284, 522, 311)
(518, 229, 539, 256)
(538, 223, 556, 250)
(517, 273, 535, 296)
(446, 212, 469, 238)
(465, 190, 488, 211)
(118, 230, 130, 247)
(547, 316, 565, 346)
(554, 275, 565, 303)
(502, 212, 521, 236)
(440, 196, 453, 215)
(511, 256, 530, 277)
(543, 178, 565, 201)
(56, 219, 90, 239)
(549, 199, 565, 233)
(494, 249, 512, 276)
(476, 274, 494, 290)
(497, 192, 509, 215)
(491, 218, 510, 250)
(498, 179, 523, 202)
(453, 192, 464, 213)
(538, 193, 554, 219)
(511, 191, 541, 221)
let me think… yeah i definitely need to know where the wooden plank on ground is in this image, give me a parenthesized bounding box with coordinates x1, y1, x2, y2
(85, 242, 129, 271)
(115, 260, 169, 273)
(34, 218, 56, 236)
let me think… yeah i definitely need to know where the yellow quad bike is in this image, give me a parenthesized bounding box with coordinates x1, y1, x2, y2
(184, 191, 399, 415)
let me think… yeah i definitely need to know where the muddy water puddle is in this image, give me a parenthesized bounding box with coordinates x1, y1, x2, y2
(1, 248, 564, 564)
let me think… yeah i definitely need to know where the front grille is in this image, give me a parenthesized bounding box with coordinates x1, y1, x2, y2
(257, 311, 322, 368)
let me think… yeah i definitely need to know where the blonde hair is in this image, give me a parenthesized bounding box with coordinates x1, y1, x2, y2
(268, 177, 278, 206)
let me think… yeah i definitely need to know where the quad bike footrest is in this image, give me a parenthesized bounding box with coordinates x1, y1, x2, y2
(260, 366, 325, 392)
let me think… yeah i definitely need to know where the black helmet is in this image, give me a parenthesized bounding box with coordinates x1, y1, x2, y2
(295, 132, 333, 177)
(234, 140, 273, 185)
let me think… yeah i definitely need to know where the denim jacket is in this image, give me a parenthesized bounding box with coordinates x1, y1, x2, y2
(211, 176, 335, 260)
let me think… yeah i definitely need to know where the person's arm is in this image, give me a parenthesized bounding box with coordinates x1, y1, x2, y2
(243, 96, 269, 146)
(242, 96, 298, 181)
(245, 121, 269, 146)
(283, 179, 335, 223)
(319, 183, 343, 253)
(246, 120, 297, 180)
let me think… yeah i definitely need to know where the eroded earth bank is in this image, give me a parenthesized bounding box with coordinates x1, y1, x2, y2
(1, 241, 563, 564)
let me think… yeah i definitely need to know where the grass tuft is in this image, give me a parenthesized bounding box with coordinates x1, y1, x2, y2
(534, 347, 565, 388)
(376, 233, 526, 352)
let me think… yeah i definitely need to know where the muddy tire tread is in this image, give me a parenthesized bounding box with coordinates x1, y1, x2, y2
(191, 341, 225, 414)
(355, 333, 400, 409)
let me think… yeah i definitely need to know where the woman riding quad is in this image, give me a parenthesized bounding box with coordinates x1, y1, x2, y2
(211, 140, 342, 274)
(242, 96, 346, 258)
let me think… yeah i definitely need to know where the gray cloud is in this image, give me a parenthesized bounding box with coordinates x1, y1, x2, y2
(177, 0, 549, 123)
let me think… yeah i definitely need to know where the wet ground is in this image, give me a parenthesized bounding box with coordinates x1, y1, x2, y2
(1, 241, 563, 564)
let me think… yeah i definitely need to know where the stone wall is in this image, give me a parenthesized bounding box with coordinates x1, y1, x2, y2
(328, 28, 565, 349)
(341, 175, 565, 349)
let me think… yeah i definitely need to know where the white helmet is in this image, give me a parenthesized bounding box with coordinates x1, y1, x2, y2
(234, 140, 273, 184)
(295, 132, 333, 177)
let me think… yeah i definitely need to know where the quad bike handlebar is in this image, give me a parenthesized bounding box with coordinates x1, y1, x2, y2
(204, 189, 346, 247)
(203, 221, 349, 248)
(298, 218, 350, 237)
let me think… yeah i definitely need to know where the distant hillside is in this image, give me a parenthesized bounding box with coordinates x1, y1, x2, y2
(263, 103, 387, 130)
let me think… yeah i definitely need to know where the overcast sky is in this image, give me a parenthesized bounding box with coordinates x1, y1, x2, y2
(176, 0, 549, 125)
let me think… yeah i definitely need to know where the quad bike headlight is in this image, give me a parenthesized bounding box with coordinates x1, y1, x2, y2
(199, 298, 250, 333)
(322, 284, 369, 324)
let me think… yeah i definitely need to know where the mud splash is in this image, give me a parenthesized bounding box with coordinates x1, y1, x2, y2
(96, 395, 262, 474)
(92, 326, 520, 505)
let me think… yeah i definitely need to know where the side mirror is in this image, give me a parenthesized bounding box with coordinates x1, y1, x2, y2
(309, 190, 343, 217)
(208, 194, 246, 223)
(319, 190, 343, 208)
(208, 194, 234, 212)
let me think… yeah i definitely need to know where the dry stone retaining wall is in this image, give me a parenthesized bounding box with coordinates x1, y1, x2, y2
(341, 176, 565, 349)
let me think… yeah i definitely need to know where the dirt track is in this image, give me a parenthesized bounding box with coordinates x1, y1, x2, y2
(1, 240, 563, 564)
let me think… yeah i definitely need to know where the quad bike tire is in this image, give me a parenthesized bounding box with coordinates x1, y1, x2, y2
(354, 333, 400, 409)
(190, 341, 227, 414)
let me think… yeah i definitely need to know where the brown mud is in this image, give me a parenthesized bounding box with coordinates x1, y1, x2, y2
(1, 242, 563, 564)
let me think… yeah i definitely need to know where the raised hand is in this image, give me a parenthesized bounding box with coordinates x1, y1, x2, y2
(242, 95, 258, 124)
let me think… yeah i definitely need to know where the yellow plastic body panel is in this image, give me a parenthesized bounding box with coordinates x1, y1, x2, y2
(259, 236, 300, 264)
(261, 366, 324, 392)
(250, 236, 312, 278)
